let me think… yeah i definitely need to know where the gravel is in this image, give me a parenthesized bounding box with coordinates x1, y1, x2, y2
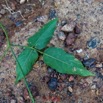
(0, 0, 103, 103)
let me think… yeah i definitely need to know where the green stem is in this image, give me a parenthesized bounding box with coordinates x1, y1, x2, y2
(0, 23, 35, 103)
(11, 47, 35, 103)
(0, 24, 10, 46)
(0, 46, 9, 62)
(11, 43, 44, 54)
(0, 23, 10, 62)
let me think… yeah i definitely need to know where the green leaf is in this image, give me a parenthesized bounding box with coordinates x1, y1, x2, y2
(28, 18, 58, 50)
(16, 48, 38, 83)
(43, 47, 95, 76)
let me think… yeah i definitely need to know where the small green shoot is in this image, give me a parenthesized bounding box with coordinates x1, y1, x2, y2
(0, 18, 95, 103)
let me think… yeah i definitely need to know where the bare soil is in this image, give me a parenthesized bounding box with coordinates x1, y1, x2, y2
(0, 0, 103, 103)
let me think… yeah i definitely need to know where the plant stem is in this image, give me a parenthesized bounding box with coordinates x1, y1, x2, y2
(0, 23, 35, 103)
(0, 46, 9, 62)
(11, 43, 44, 55)
(0, 23, 10, 62)
(11, 47, 35, 103)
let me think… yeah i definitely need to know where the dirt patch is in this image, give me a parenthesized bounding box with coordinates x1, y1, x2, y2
(0, 0, 103, 103)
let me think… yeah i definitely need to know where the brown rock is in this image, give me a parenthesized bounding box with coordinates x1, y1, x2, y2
(65, 33, 76, 46)
(74, 24, 82, 34)
(23, 88, 30, 100)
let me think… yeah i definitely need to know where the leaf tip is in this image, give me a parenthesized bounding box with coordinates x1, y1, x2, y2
(91, 73, 95, 76)
(51, 18, 58, 23)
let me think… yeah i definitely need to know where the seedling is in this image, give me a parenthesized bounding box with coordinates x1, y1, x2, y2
(0, 18, 95, 103)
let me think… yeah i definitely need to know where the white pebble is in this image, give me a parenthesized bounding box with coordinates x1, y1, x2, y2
(91, 85, 96, 89)
(76, 49, 83, 53)
(20, 0, 25, 4)
(61, 22, 75, 32)
(68, 86, 73, 92)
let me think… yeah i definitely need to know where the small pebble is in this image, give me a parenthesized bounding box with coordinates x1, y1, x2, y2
(91, 84, 96, 89)
(74, 24, 81, 34)
(61, 22, 75, 32)
(10, 99, 17, 103)
(15, 21, 23, 27)
(25, 5, 33, 14)
(0, 9, 6, 15)
(95, 70, 101, 78)
(50, 38, 56, 45)
(61, 20, 67, 26)
(17, 96, 25, 103)
(95, 63, 102, 68)
(47, 67, 54, 73)
(20, 0, 26, 4)
(87, 37, 100, 49)
(69, 76, 74, 82)
(65, 33, 76, 46)
(82, 58, 96, 68)
(39, 0, 45, 5)
(68, 86, 73, 92)
(77, 14, 81, 19)
(76, 49, 83, 53)
(36, 15, 48, 23)
(49, 9, 57, 19)
(48, 77, 58, 91)
(96, 89, 99, 95)
(9, 15, 23, 27)
(57, 32, 66, 40)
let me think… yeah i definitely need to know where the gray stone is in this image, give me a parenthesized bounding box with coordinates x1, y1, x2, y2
(87, 37, 100, 49)
(49, 9, 57, 19)
(0, 9, 6, 15)
(57, 32, 66, 40)
(36, 15, 48, 23)
(91, 84, 96, 89)
(61, 20, 67, 26)
(82, 58, 96, 68)
(20, 0, 26, 4)
(10, 99, 17, 103)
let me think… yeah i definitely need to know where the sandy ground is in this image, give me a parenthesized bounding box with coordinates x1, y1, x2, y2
(0, 0, 103, 103)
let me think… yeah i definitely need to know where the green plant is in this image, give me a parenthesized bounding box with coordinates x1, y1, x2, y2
(0, 18, 95, 103)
